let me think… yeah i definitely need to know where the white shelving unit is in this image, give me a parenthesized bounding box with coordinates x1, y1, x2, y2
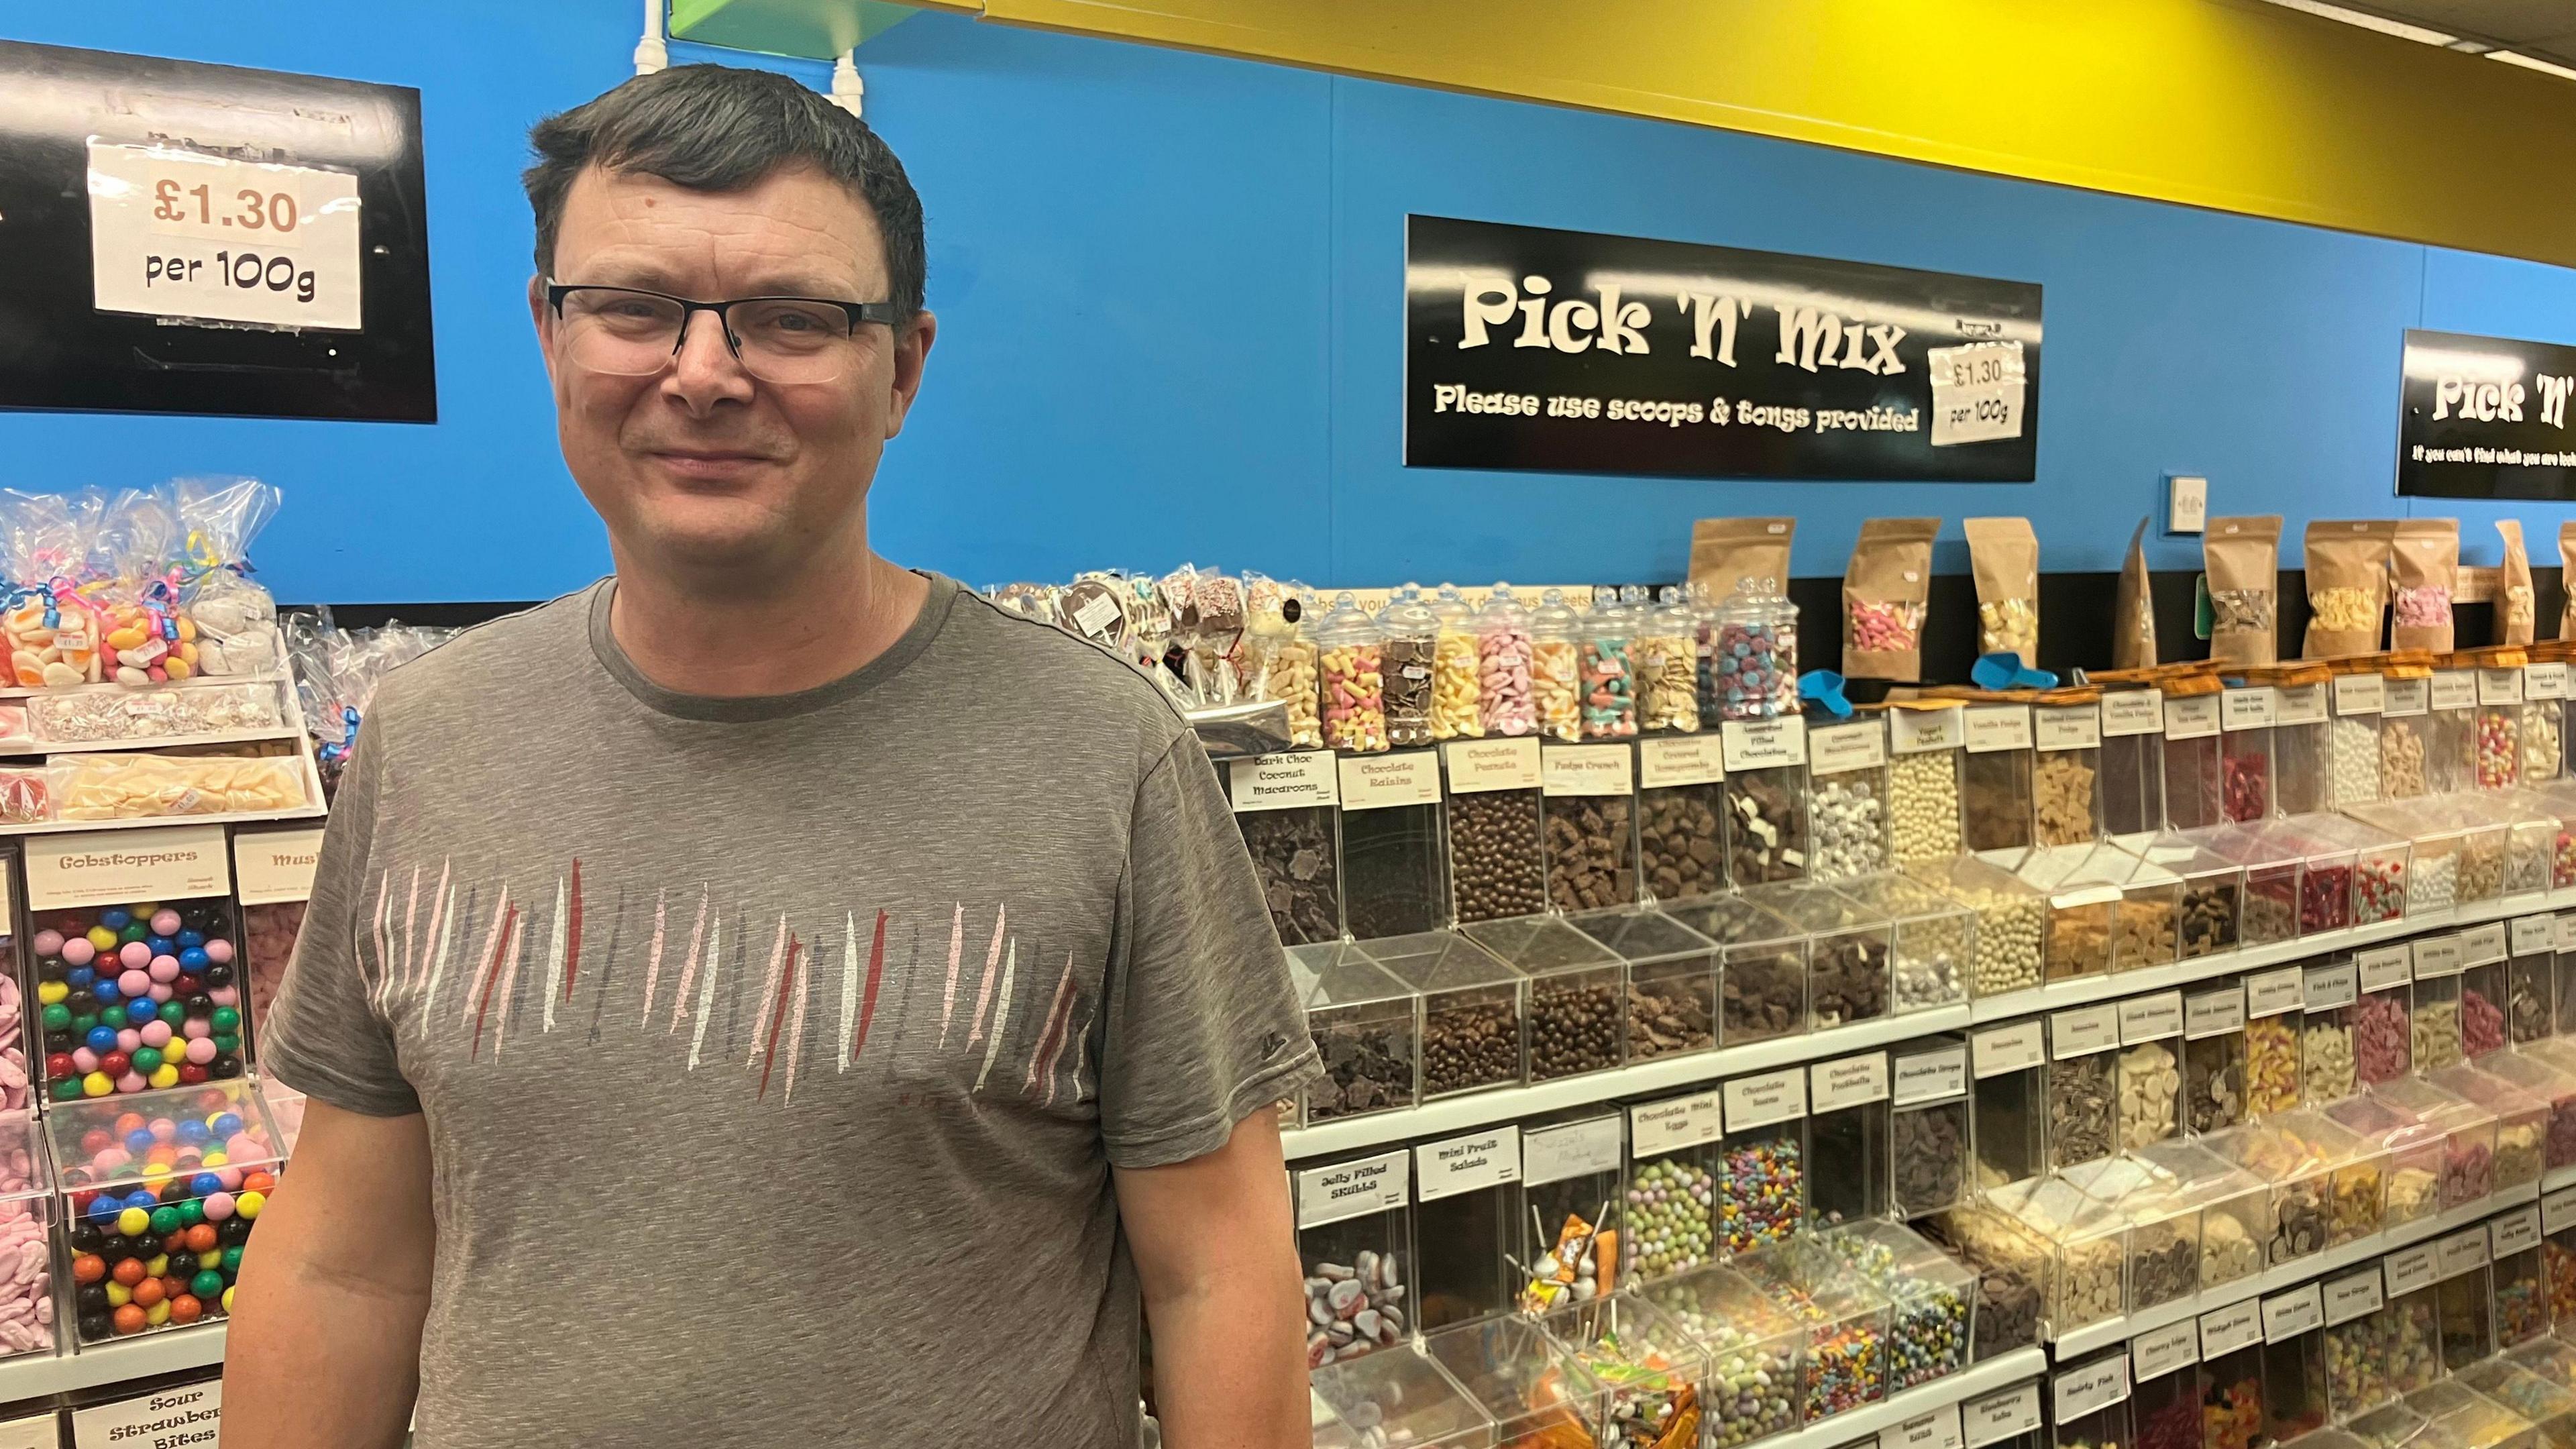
(0, 1326, 225, 1402)
(1285, 886, 2576, 1161)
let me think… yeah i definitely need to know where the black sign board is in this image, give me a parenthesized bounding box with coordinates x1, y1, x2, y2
(2397, 329, 2576, 500)
(0, 41, 435, 423)
(1404, 215, 2041, 481)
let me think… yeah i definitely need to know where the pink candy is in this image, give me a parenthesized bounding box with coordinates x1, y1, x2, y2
(2357, 991, 2412, 1082)
(1477, 626, 1535, 737)
(1850, 598, 1923, 653)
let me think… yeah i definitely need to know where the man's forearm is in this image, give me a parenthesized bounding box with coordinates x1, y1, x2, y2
(223, 1258, 427, 1449)
(1146, 1263, 1311, 1449)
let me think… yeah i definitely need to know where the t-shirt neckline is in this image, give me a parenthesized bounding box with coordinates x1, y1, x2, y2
(588, 571, 959, 722)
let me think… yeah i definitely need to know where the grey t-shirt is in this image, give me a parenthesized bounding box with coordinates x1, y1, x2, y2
(262, 574, 1319, 1448)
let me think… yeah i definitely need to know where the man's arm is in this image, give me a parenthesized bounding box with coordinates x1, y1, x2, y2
(223, 1100, 435, 1449)
(1116, 1108, 1309, 1449)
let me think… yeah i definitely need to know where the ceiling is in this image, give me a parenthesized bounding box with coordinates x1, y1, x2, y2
(2323, 0, 2576, 68)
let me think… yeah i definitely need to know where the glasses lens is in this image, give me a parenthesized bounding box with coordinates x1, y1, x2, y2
(559, 289, 687, 376)
(730, 300, 855, 384)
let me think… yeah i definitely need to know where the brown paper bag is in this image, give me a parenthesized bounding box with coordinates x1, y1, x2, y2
(2562, 523, 2576, 640)
(1964, 517, 2039, 665)
(2497, 520, 2534, 645)
(2114, 519, 2157, 670)
(2390, 518, 2459, 653)
(1688, 517, 1794, 602)
(2205, 516, 2282, 666)
(1843, 518, 1939, 682)
(2301, 520, 2392, 659)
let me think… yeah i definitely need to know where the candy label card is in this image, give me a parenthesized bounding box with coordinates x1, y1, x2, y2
(1445, 738, 1542, 793)
(1229, 751, 1340, 812)
(233, 824, 325, 905)
(71, 1380, 220, 1448)
(1638, 735, 1726, 788)
(1414, 1128, 1521, 1201)
(1340, 750, 1443, 809)
(28, 824, 231, 911)
(1628, 1093, 1724, 1159)
(1297, 1152, 1410, 1228)
(1542, 744, 1635, 797)
(1522, 1116, 1623, 1185)
(1724, 1069, 1807, 1128)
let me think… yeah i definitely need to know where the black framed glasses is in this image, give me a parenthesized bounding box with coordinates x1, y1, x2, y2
(545, 281, 905, 384)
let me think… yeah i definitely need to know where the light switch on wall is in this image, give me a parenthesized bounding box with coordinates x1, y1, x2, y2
(2166, 474, 2208, 535)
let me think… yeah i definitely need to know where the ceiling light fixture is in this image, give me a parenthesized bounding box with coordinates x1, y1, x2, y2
(2259, 0, 2455, 46)
(2490, 50, 2576, 80)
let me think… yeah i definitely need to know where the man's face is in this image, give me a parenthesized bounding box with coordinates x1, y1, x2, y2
(531, 162, 932, 582)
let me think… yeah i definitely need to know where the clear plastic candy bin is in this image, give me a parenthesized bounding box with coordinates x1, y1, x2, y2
(48, 1079, 278, 1346)
(1461, 916, 1625, 1083)
(1288, 943, 1418, 1126)
(1422, 1316, 1614, 1447)
(1534, 1293, 1712, 1449)
(32, 896, 251, 1102)
(1364, 932, 1523, 1099)
(1570, 908, 1717, 1065)
(1642, 1263, 1803, 1448)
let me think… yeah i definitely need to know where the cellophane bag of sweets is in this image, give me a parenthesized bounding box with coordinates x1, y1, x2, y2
(2205, 515, 2282, 667)
(1845, 517, 1939, 682)
(174, 476, 286, 678)
(2388, 518, 2459, 654)
(0, 489, 110, 689)
(2496, 521, 2535, 646)
(1240, 575, 1321, 749)
(89, 486, 205, 688)
(2302, 520, 2392, 659)
(2560, 523, 2576, 641)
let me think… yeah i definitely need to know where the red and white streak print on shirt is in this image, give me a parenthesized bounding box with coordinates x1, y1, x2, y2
(358, 860, 1096, 1107)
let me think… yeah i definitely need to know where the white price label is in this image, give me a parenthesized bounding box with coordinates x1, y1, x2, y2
(1721, 717, 1808, 771)
(1339, 750, 1442, 810)
(2246, 967, 2305, 1018)
(1445, 738, 1542, 793)
(2358, 945, 2414, 992)
(2413, 935, 2465, 979)
(2544, 1187, 2576, 1235)
(1638, 735, 1727, 789)
(2053, 1356, 2130, 1421)
(2437, 1228, 2489, 1279)
(1889, 706, 1966, 754)
(1724, 1068, 1807, 1128)
(1809, 720, 1888, 776)
(2481, 668, 2526, 705)
(2383, 1244, 2439, 1297)
(1892, 1407, 1965, 1449)
(0, 1412, 52, 1449)
(26, 823, 232, 912)
(2120, 991, 2186, 1044)
(2051, 1002, 2122, 1058)
(1414, 1128, 1521, 1202)
(1929, 340, 2028, 447)
(1811, 1052, 1890, 1112)
(2385, 677, 2429, 717)
(2322, 1271, 2385, 1326)
(1522, 1116, 1623, 1186)
(2558, 915, 2576, 953)
(1542, 744, 1635, 798)
(1974, 1022, 2046, 1077)
(86, 142, 362, 331)
(2462, 922, 2508, 965)
(2132, 1320, 2200, 1381)
(233, 824, 325, 905)
(2275, 683, 2327, 725)
(1628, 1092, 1725, 1161)
(2037, 706, 2102, 751)
(1229, 751, 1340, 811)
(2432, 671, 2478, 711)
(71, 1381, 221, 1449)
(1964, 704, 2034, 753)
(1964, 1384, 2043, 1449)
(2163, 694, 2221, 740)
(1296, 1151, 1411, 1230)
(2516, 916, 2559, 958)
(2333, 674, 2386, 716)
(2102, 690, 2165, 737)
(2494, 1205, 2543, 1258)
(2186, 986, 2247, 1039)
(2221, 687, 2277, 732)
(1894, 1046, 1970, 1105)
(2530, 663, 2569, 700)
(2302, 963, 2357, 1012)
(2199, 1299, 2263, 1357)
(2261, 1283, 2324, 1342)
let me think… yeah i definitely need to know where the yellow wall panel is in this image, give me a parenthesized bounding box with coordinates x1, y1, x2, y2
(973, 0, 2576, 266)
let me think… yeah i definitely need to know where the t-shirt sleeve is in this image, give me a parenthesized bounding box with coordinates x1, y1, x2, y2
(1097, 732, 1320, 1169)
(261, 700, 421, 1118)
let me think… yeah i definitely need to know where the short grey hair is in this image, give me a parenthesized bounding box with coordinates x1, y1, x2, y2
(523, 63, 926, 319)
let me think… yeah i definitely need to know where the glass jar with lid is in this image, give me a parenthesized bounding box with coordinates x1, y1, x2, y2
(1376, 590, 1440, 749)
(1635, 586, 1703, 733)
(1313, 593, 1389, 755)
(1578, 590, 1639, 740)
(1529, 590, 1585, 743)
(1426, 584, 1483, 743)
(1473, 587, 1536, 739)
(1705, 577, 1799, 722)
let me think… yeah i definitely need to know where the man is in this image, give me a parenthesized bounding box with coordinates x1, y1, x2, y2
(223, 64, 1320, 1449)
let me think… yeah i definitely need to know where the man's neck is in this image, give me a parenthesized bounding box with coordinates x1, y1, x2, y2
(607, 547, 932, 700)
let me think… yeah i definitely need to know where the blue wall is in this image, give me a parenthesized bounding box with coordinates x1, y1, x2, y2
(7, 3, 2576, 602)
